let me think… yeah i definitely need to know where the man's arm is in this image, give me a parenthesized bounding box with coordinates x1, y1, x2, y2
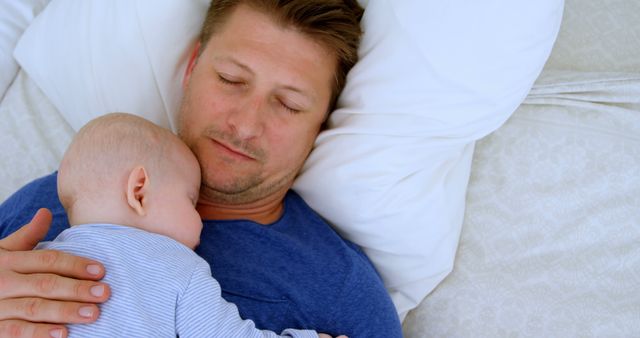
(0, 209, 110, 338)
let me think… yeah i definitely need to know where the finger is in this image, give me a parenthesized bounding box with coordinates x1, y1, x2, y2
(0, 319, 67, 338)
(0, 298, 99, 323)
(0, 209, 52, 251)
(0, 271, 110, 303)
(0, 249, 105, 281)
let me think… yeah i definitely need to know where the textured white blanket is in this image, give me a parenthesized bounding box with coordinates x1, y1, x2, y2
(0, 70, 72, 201)
(403, 70, 640, 337)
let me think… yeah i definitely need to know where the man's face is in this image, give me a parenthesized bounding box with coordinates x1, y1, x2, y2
(177, 4, 336, 205)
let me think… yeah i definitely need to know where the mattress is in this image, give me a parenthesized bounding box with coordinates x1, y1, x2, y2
(403, 71, 640, 336)
(0, 70, 73, 200)
(403, 0, 640, 334)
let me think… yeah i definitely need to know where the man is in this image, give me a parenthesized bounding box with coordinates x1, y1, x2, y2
(0, 1, 403, 338)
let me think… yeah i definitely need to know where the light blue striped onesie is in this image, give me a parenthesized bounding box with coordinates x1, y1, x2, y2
(36, 223, 319, 338)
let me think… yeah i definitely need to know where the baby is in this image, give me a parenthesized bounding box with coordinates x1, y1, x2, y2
(36, 113, 344, 338)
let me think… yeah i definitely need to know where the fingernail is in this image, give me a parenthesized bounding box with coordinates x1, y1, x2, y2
(50, 328, 63, 338)
(79, 306, 94, 318)
(90, 285, 105, 297)
(86, 264, 101, 275)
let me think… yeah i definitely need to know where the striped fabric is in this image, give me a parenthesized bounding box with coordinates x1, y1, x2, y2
(36, 223, 319, 338)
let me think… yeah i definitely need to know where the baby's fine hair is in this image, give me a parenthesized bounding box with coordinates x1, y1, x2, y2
(57, 113, 177, 208)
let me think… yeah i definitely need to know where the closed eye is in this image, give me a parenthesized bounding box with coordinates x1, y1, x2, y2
(218, 74, 242, 86)
(279, 101, 301, 114)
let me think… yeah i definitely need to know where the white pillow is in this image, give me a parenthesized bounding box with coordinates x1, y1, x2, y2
(14, 0, 209, 131)
(0, 0, 49, 101)
(14, 0, 564, 319)
(295, 0, 564, 319)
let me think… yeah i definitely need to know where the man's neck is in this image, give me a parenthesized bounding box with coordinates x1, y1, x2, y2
(196, 191, 287, 225)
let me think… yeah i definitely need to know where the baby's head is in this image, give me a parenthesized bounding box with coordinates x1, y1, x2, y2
(58, 113, 203, 248)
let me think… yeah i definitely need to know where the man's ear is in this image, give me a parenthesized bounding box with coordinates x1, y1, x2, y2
(126, 166, 149, 216)
(182, 41, 201, 89)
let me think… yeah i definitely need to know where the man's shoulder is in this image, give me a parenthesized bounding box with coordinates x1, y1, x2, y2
(283, 189, 371, 259)
(284, 190, 403, 336)
(281, 190, 396, 311)
(283, 189, 321, 220)
(281, 189, 341, 237)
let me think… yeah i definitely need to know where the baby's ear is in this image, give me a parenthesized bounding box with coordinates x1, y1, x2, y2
(126, 166, 149, 216)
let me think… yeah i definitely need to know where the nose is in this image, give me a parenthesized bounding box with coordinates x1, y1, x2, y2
(226, 95, 265, 140)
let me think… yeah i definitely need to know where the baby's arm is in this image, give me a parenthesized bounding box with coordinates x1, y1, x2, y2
(176, 260, 343, 338)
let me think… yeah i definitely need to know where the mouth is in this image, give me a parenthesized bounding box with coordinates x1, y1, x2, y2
(209, 138, 255, 161)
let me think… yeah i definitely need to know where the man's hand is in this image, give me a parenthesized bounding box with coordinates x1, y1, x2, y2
(0, 209, 110, 338)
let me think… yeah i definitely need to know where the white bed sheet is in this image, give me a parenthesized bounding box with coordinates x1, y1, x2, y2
(0, 69, 72, 201)
(403, 0, 640, 334)
(403, 70, 640, 337)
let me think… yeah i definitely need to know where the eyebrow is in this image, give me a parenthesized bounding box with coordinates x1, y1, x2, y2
(212, 56, 315, 104)
(280, 85, 315, 105)
(213, 56, 253, 74)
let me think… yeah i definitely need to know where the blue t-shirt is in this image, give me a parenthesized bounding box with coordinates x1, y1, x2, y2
(0, 172, 402, 338)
